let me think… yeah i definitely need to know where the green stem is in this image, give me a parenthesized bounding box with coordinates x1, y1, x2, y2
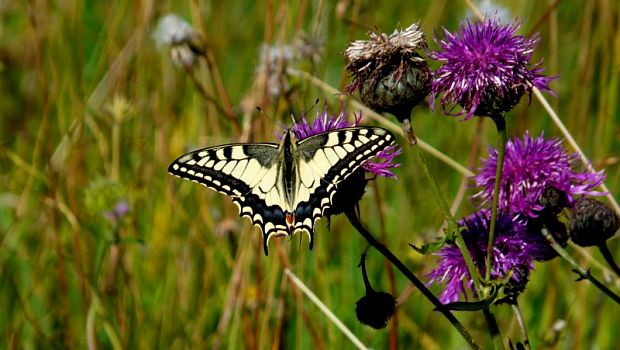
(486, 115, 506, 283)
(412, 142, 483, 291)
(509, 299, 531, 350)
(345, 211, 481, 350)
(483, 308, 505, 350)
(358, 252, 374, 293)
(598, 243, 620, 278)
(541, 228, 620, 304)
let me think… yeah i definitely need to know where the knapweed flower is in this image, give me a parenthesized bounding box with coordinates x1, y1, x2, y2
(473, 132, 605, 219)
(84, 178, 129, 223)
(103, 201, 130, 222)
(427, 211, 540, 303)
(285, 106, 401, 216)
(344, 23, 430, 144)
(430, 17, 554, 120)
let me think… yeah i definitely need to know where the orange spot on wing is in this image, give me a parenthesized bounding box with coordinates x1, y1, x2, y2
(285, 213, 295, 225)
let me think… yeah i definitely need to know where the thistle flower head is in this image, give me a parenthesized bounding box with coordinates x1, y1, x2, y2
(473, 132, 605, 218)
(344, 23, 431, 118)
(430, 17, 554, 119)
(427, 211, 539, 303)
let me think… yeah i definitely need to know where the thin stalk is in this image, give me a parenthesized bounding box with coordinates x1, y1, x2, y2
(111, 120, 120, 181)
(483, 309, 504, 350)
(598, 244, 620, 278)
(532, 87, 620, 216)
(509, 300, 531, 350)
(284, 269, 369, 350)
(541, 227, 620, 304)
(485, 115, 506, 283)
(411, 138, 483, 291)
(345, 211, 481, 350)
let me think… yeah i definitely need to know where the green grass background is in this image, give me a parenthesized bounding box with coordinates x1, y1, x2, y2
(1, 0, 619, 349)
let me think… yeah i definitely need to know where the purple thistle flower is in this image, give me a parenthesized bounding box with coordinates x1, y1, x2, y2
(427, 211, 539, 303)
(289, 107, 356, 140)
(103, 200, 130, 222)
(429, 17, 554, 120)
(287, 106, 401, 178)
(473, 132, 605, 219)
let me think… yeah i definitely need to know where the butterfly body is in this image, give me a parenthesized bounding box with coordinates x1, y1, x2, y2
(169, 127, 395, 254)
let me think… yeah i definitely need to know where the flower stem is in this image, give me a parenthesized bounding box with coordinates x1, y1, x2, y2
(410, 139, 483, 291)
(541, 228, 620, 304)
(598, 243, 620, 278)
(345, 210, 481, 350)
(358, 252, 374, 293)
(509, 299, 531, 350)
(486, 115, 506, 283)
(482, 308, 505, 350)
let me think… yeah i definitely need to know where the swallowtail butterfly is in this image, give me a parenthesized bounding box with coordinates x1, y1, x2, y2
(169, 127, 396, 255)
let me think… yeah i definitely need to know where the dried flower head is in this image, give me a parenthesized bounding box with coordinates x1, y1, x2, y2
(345, 23, 431, 144)
(473, 132, 605, 219)
(430, 17, 554, 119)
(569, 197, 619, 247)
(345, 23, 427, 70)
(152, 14, 204, 68)
(427, 211, 539, 303)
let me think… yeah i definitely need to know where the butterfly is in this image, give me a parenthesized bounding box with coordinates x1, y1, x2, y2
(168, 126, 396, 255)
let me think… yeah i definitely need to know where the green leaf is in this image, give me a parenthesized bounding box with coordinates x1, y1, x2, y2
(438, 295, 496, 312)
(409, 236, 449, 255)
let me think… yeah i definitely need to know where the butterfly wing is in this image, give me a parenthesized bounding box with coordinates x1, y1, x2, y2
(292, 127, 396, 246)
(169, 143, 293, 253)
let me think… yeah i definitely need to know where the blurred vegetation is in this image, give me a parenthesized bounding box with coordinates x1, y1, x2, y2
(1, 0, 619, 349)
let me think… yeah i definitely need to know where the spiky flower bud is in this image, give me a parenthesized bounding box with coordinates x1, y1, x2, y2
(569, 197, 619, 247)
(538, 186, 570, 215)
(355, 290, 397, 329)
(345, 23, 430, 144)
(355, 253, 396, 329)
(357, 61, 431, 117)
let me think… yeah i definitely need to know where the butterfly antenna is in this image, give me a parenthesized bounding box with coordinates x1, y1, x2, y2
(291, 98, 320, 125)
(257, 106, 287, 132)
